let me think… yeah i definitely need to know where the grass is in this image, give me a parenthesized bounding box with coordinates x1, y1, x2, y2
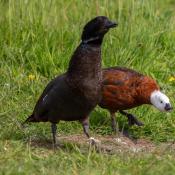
(0, 0, 175, 174)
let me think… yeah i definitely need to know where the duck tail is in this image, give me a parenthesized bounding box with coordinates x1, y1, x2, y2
(22, 114, 37, 125)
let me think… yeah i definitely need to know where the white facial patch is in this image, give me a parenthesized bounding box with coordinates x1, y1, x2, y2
(150, 90, 171, 112)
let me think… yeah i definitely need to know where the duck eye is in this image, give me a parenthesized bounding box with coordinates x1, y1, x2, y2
(160, 101, 163, 103)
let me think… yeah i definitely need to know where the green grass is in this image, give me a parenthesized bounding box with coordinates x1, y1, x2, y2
(1, 0, 175, 174)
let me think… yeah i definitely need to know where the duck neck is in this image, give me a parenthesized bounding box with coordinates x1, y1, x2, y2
(67, 41, 102, 86)
(136, 77, 159, 104)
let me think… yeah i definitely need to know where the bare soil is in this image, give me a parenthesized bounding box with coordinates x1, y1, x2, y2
(59, 134, 155, 154)
(29, 134, 175, 154)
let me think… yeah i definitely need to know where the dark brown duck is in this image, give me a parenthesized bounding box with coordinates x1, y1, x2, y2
(23, 16, 117, 144)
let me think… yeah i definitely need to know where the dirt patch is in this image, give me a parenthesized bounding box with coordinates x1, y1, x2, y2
(59, 134, 155, 154)
(29, 134, 158, 154)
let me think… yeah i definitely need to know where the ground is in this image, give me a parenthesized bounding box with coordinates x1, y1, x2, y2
(1, 0, 175, 174)
(31, 134, 158, 153)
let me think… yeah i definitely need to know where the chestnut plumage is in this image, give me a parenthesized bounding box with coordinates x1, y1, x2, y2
(99, 67, 172, 133)
(23, 16, 117, 145)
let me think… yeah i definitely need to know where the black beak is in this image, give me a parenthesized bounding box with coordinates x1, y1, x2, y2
(165, 103, 173, 111)
(105, 21, 118, 29)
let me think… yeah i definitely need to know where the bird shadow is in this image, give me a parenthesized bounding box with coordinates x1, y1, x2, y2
(119, 128, 138, 144)
(27, 137, 55, 150)
(25, 135, 90, 152)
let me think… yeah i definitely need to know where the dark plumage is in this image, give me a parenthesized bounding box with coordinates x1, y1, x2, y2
(99, 67, 172, 133)
(23, 16, 117, 144)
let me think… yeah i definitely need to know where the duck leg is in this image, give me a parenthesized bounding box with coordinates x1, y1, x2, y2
(110, 112, 119, 135)
(119, 110, 144, 126)
(51, 123, 58, 146)
(80, 117, 90, 138)
(80, 117, 100, 145)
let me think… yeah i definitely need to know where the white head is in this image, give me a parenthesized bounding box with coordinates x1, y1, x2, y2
(150, 90, 172, 112)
